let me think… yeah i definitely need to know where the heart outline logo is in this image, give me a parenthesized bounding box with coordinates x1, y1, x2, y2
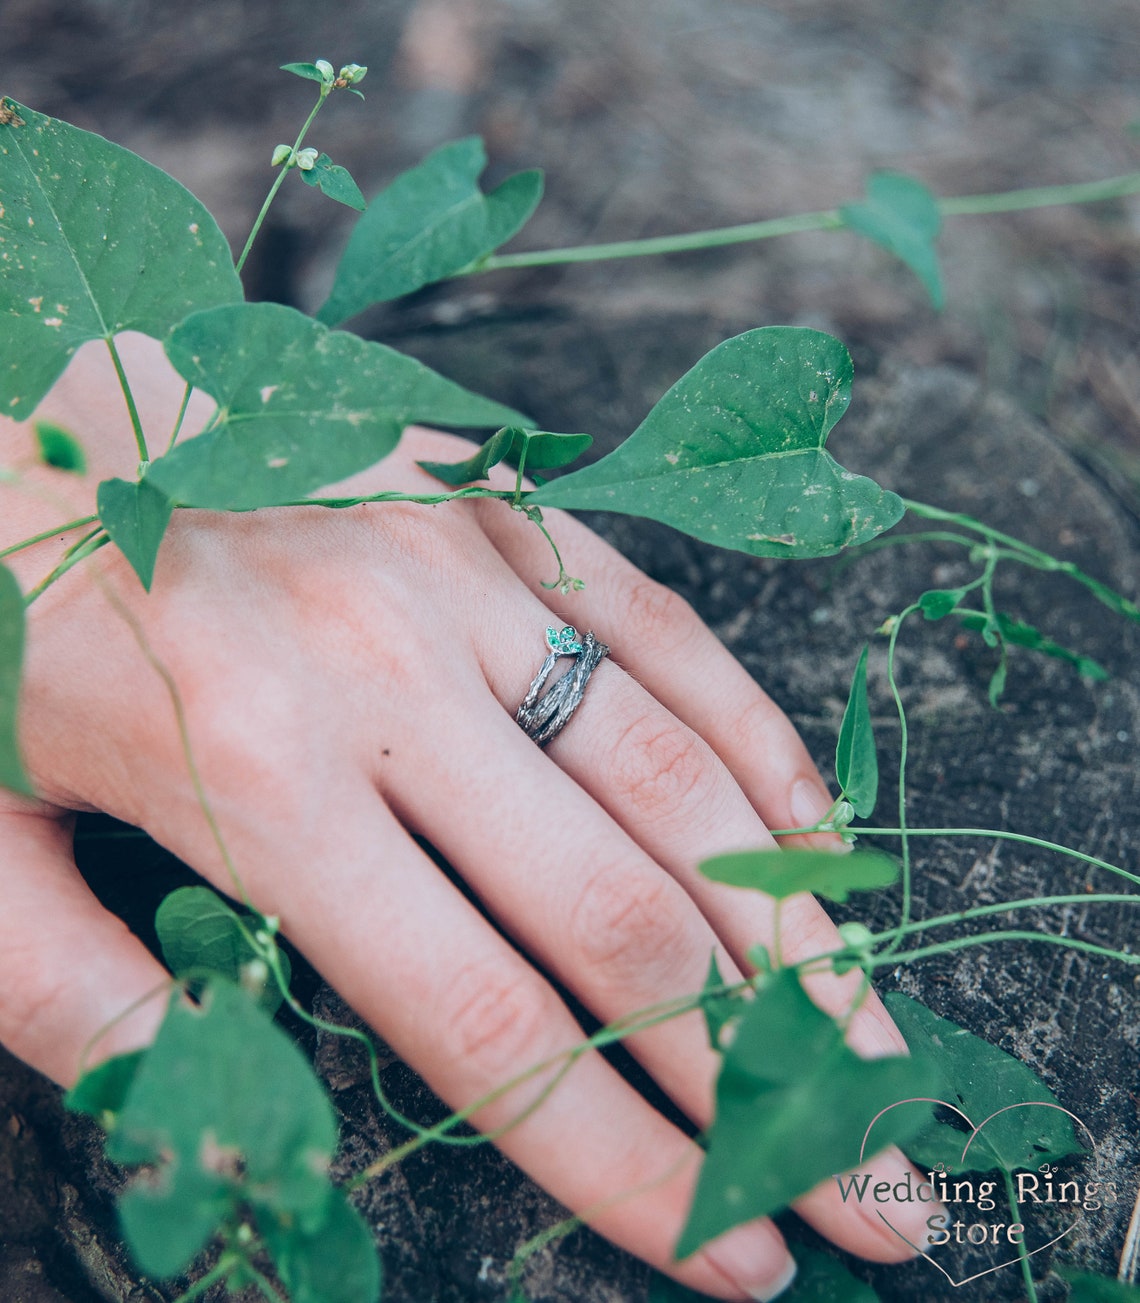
(857, 1097, 1098, 1288)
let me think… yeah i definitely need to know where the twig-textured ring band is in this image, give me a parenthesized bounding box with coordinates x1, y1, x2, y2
(516, 625, 609, 747)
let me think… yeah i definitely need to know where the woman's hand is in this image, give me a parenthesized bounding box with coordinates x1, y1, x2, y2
(0, 335, 930, 1300)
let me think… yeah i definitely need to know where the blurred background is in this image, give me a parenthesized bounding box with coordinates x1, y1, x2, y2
(3, 3, 1140, 1301)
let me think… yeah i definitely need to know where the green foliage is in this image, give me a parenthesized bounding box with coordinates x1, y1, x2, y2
(0, 101, 242, 419)
(676, 968, 936, 1257)
(0, 564, 31, 795)
(1061, 1271, 1140, 1302)
(840, 172, 944, 310)
(96, 477, 174, 591)
(958, 610, 1108, 684)
(105, 978, 380, 1300)
(417, 425, 593, 484)
(298, 153, 367, 211)
(318, 137, 544, 325)
(697, 950, 742, 1051)
(782, 1247, 882, 1302)
(532, 328, 904, 559)
(699, 847, 898, 904)
(919, 586, 974, 620)
(155, 885, 291, 1014)
(886, 993, 1085, 1174)
(281, 62, 331, 85)
(65, 1049, 145, 1124)
(835, 644, 878, 817)
(146, 302, 528, 509)
(34, 420, 86, 472)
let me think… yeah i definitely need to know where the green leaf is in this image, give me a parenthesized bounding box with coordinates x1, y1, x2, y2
(96, 477, 174, 591)
(417, 426, 593, 485)
(299, 153, 367, 211)
(280, 62, 327, 84)
(782, 1247, 882, 1302)
(0, 102, 243, 419)
(835, 644, 878, 817)
(676, 968, 936, 1256)
(0, 564, 31, 795)
(699, 951, 742, 1052)
(34, 420, 86, 473)
(108, 979, 339, 1278)
(147, 302, 529, 510)
(65, 1049, 145, 1122)
(699, 847, 898, 904)
(919, 586, 971, 620)
(840, 172, 944, 310)
(886, 993, 1086, 1174)
(155, 886, 290, 1014)
(1060, 1271, 1140, 1302)
(260, 1185, 382, 1303)
(959, 610, 1109, 682)
(530, 328, 904, 559)
(317, 137, 543, 325)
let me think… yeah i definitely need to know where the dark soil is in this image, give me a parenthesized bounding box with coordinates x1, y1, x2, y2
(2, 3, 1139, 1301)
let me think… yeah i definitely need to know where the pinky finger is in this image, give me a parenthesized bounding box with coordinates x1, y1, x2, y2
(0, 806, 169, 1087)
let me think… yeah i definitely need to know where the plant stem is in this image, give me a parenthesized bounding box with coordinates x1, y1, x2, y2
(0, 514, 98, 560)
(234, 90, 328, 276)
(168, 1254, 239, 1303)
(166, 380, 196, 453)
(871, 892, 1140, 944)
(292, 485, 512, 509)
(471, 171, 1140, 274)
(1002, 1168, 1040, 1303)
(23, 530, 111, 605)
(871, 930, 1139, 969)
(882, 603, 920, 954)
(105, 335, 148, 463)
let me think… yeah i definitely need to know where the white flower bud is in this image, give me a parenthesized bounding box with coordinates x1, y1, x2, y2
(315, 59, 335, 81)
(339, 63, 368, 84)
(295, 147, 319, 171)
(271, 144, 293, 167)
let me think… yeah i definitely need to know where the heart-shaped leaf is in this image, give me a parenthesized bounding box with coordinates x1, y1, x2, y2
(835, 644, 878, 817)
(418, 426, 592, 485)
(530, 328, 904, 558)
(298, 153, 366, 211)
(0, 101, 242, 419)
(676, 968, 936, 1256)
(886, 993, 1085, 1173)
(699, 847, 898, 903)
(147, 302, 528, 509)
(318, 136, 543, 325)
(34, 421, 86, 473)
(97, 477, 174, 591)
(841, 172, 944, 309)
(0, 564, 31, 795)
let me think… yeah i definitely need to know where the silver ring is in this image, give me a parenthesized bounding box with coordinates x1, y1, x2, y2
(516, 625, 609, 747)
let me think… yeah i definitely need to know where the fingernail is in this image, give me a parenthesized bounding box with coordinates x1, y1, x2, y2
(790, 778, 831, 831)
(701, 1223, 798, 1301)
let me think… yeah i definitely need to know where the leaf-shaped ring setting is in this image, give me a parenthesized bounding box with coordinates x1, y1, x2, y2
(518, 627, 608, 747)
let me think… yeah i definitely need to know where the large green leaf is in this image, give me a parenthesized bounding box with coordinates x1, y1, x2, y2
(886, 994, 1085, 1174)
(147, 302, 528, 509)
(531, 328, 904, 558)
(107, 979, 341, 1278)
(840, 172, 944, 310)
(699, 847, 898, 903)
(0, 564, 31, 795)
(260, 1185, 382, 1303)
(96, 477, 174, 591)
(835, 644, 878, 817)
(1061, 1272, 1140, 1302)
(317, 136, 543, 325)
(676, 968, 936, 1256)
(0, 100, 242, 419)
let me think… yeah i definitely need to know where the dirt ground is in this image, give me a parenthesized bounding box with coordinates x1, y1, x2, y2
(2, 2, 1140, 1301)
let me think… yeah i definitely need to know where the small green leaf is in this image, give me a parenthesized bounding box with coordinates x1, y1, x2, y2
(840, 172, 944, 310)
(298, 153, 367, 211)
(417, 426, 515, 484)
(0, 102, 243, 419)
(531, 328, 904, 559)
(698, 951, 742, 1052)
(782, 1247, 883, 1302)
(699, 847, 898, 904)
(418, 426, 593, 485)
(148, 302, 529, 510)
(280, 62, 327, 83)
(0, 564, 31, 795)
(96, 477, 174, 592)
(260, 1185, 382, 1303)
(676, 968, 936, 1256)
(959, 610, 1109, 682)
(1060, 1271, 1140, 1302)
(65, 1049, 145, 1122)
(155, 886, 290, 1014)
(835, 644, 877, 817)
(317, 137, 543, 325)
(34, 421, 86, 473)
(886, 993, 1086, 1174)
(919, 586, 971, 620)
(108, 979, 339, 1278)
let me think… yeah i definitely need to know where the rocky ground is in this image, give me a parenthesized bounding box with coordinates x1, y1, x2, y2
(2, 2, 1140, 1300)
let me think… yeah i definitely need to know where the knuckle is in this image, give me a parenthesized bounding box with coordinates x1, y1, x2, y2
(568, 858, 693, 986)
(608, 711, 716, 822)
(622, 576, 697, 648)
(778, 890, 846, 966)
(440, 959, 557, 1086)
